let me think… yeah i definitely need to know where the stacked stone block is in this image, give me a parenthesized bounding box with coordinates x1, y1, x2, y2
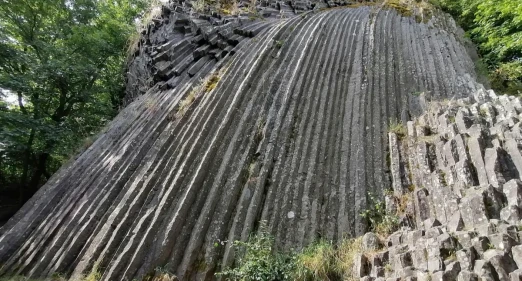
(359, 90, 522, 281)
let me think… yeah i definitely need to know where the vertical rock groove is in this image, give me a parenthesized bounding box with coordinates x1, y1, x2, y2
(0, 5, 482, 280)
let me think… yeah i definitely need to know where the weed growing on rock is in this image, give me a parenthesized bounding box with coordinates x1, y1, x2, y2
(142, 267, 178, 281)
(397, 193, 412, 215)
(82, 263, 101, 281)
(295, 240, 337, 280)
(204, 72, 221, 93)
(220, 0, 241, 15)
(360, 192, 400, 236)
(335, 237, 363, 281)
(388, 120, 406, 138)
(417, 134, 439, 143)
(479, 108, 489, 118)
(192, 0, 207, 13)
(274, 40, 284, 48)
(384, 0, 413, 17)
(176, 88, 197, 117)
(176, 68, 224, 118)
(382, 0, 434, 23)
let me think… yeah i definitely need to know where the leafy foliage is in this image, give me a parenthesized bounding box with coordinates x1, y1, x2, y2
(360, 192, 399, 236)
(0, 0, 148, 215)
(218, 225, 368, 281)
(217, 223, 297, 281)
(431, 0, 522, 95)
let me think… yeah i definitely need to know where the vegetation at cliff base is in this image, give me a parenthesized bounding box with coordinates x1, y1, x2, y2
(217, 222, 371, 281)
(0, 0, 148, 220)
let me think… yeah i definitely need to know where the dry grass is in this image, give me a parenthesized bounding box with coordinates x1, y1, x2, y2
(388, 120, 406, 137)
(175, 68, 224, 118)
(346, 2, 378, 8)
(176, 87, 198, 118)
(192, 0, 207, 13)
(144, 273, 177, 281)
(396, 193, 412, 215)
(126, 32, 142, 58)
(141, 267, 177, 281)
(220, 0, 241, 15)
(335, 237, 363, 281)
(383, 0, 414, 17)
(139, 0, 163, 28)
(81, 272, 101, 281)
(295, 240, 337, 280)
(204, 73, 221, 93)
(248, 161, 256, 178)
(294, 237, 367, 281)
(374, 216, 399, 238)
(247, 0, 257, 13)
(80, 263, 101, 281)
(189, 0, 257, 15)
(372, 0, 435, 23)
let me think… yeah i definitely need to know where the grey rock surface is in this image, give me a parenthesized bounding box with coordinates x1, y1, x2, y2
(363, 232, 382, 252)
(354, 92, 522, 281)
(0, 0, 494, 280)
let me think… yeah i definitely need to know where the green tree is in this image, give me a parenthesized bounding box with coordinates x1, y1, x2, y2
(433, 0, 522, 94)
(0, 0, 147, 211)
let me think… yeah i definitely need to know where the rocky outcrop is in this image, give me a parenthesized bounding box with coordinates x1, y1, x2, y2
(357, 90, 522, 281)
(0, 1, 481, 280)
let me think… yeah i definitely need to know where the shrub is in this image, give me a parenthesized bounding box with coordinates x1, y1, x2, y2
(360, 192, 399, 236)
(217, 223, 296, 281)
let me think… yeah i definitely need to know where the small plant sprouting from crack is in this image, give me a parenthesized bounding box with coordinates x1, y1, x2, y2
(388, 119, 407, 139)
(174, 68, 224, 119)
(274, 40, 284, 48)
(360, 192, 400, 236)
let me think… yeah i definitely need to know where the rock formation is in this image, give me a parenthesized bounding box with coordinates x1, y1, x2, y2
(0, 0, 484, 280)
(355, 90, 522, 280)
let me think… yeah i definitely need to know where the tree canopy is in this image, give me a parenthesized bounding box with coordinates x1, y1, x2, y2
(0, 0, 148, 218)
(433, 0, 522, 94)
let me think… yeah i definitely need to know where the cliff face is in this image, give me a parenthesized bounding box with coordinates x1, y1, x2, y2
(0, 1, 482, 280)
(353, 90, 522, 281)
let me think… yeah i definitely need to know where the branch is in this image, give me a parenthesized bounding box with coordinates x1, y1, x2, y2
(17, 92, 27, 115)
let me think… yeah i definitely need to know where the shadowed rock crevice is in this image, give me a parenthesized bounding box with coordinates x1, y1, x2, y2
(0, 1, 482, 280)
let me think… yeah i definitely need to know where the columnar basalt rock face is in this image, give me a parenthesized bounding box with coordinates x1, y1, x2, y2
(359, 90, 522, 281)
(0, 1, 481, 280)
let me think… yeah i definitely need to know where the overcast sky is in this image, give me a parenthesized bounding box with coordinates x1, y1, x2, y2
(0, 88, 20, 106)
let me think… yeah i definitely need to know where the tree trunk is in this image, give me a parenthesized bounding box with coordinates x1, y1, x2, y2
(19, 128, 35, 204)
(24, 152, 50, 203)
